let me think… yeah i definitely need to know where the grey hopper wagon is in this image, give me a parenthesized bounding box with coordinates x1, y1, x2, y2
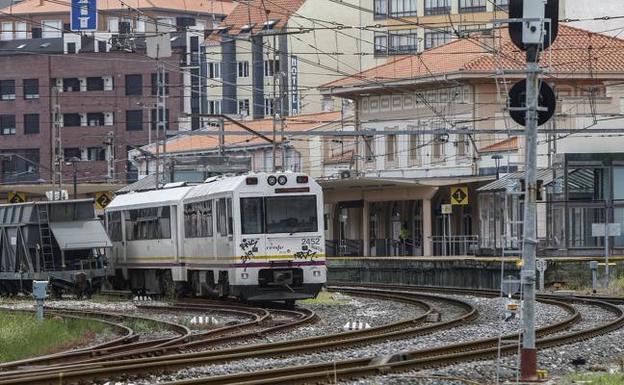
(0, 199, 112, 297)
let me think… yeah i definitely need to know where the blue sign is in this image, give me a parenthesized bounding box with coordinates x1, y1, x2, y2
(71, 0, 97, 32)
(290, 56, 299, 115)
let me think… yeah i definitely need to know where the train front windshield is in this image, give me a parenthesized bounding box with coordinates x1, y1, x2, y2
(241, 195, 318, 235)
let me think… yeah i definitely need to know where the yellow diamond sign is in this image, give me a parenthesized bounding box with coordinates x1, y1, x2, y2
(8, 192, 26, 204)
(450, 186, 468, 205)
(94, 192, 113, 209)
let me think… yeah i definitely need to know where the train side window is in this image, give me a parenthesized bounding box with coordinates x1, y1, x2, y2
(226, 198, 233, 235)
(216, 198, 227, 236)
(184, 200, 213, 238)
(107, 211, 122, 241)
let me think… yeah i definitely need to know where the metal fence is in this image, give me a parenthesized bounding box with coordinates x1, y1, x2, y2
(431, 235, 479, 256)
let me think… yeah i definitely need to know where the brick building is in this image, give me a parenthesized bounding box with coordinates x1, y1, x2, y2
(0, 0, 234, 192)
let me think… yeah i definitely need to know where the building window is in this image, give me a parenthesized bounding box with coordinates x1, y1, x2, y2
(374, 33, 388, 56)
(23, 79, 39, 99)
(264, 59, 279, 77)
(24, 114, 39, 134)
(87, 112, 104, 126)
(86, 77, 105, 91)
(389, 29, 418, 54)
(494, 0, 509, 11)
(63, 113, 81, 127)
(87, 147, 106, 161)
(424, 0, 450, 15)
(208, 61, 221, 79)
(125, 74, 142, 95)
(459, 0, 486, 13)
(126, 110, 143, 131)
(63, 78, 80, 92)
(432, 134, 447, 161)
(364, 135, 375, 161)
(0, 114, 15, 135)
(208, 100, 221, 114)
(42, 20, 61, 38)
(374, 0, 388, 18)
(15, 22, 26, 39)
(390, 0, 417, 17)
(409, 131, 422, 165)
(238, 99, 250, 116)
(386, 134, 396, 162)
(151, 72, 170, 95)
(150, 108, 169, 130)
(264, 98, 274, 116)
(458, 24, 489, 37)
(237, 61, 249, 78)
(64, 148, 81, 160)
(1, 22, 12, 40)
(456, 134, 467, 157)
(0, 80, 15, 100)
(107, 17, 119, 33)
(1, 149, 39, 183)
(424, 28, 452, 49)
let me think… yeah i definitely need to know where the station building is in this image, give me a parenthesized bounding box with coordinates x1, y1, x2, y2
(320, 25, 624, 258)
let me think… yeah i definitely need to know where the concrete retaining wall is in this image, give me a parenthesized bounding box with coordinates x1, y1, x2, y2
(327, 257, 624, 290)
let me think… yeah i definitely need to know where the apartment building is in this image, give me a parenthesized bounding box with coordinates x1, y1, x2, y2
(204, 0, 377, 120)
(0, 0, 233, 193)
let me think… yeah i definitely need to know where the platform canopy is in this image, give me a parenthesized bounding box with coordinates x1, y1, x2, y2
(49, 220, 112, 250)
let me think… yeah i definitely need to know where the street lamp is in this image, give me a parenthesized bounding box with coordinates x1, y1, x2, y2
(65, 157, 80, 199)
(492, 154, 503, 180)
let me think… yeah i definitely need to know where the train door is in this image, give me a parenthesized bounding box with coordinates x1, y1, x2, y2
(238, 195, 266, 263)
(215, 196, 233, 258)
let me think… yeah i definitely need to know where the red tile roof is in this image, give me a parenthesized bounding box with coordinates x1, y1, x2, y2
(219, 0, 305, 34)
(3, 0, 235, 16)
(479, 137, 518, 153)
(150, 111, 345, 154)
(323, 25, 624, 90)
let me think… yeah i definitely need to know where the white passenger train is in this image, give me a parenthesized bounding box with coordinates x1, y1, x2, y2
(105, 173, 326, 302)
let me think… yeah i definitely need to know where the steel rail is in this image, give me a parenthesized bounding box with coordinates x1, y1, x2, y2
(159, 287, 618, 385)
(0, 290, 469, 385)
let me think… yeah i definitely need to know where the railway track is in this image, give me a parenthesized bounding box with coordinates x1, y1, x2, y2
(0, 288, 478, 384)
(1, 284, 615, 385)
(0, 301, 311, 371)
(160, 285, 622, 385)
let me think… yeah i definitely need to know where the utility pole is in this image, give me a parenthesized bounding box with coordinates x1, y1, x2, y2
(104, 131, 115, 184)
(271, 33, 278, 172)
(157, 61, 167, 187)
(51, 86, 62, 200)
(520, 42, 540, 381)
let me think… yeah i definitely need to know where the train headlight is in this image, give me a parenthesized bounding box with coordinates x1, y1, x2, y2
(241, 272, 249, 279)
(277, 175, 287, 185)
(267, 175, 277, 186)
(246, 177, 258, 185)
(296, 175, 308, 183)
(313, 270, 322, 277)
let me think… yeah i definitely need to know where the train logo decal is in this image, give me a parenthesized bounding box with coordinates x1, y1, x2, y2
(240, 238, 259, 263)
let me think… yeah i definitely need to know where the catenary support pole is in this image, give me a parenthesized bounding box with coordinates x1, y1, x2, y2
(520, 45, 540, 382)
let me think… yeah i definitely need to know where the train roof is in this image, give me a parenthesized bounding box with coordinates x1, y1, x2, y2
(183, 174, 249, 201)
(106, 186, 194, 211)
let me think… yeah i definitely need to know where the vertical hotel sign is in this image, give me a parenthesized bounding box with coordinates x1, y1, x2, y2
(291, 56, 299, 115)
(71, 0, 98, 32)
